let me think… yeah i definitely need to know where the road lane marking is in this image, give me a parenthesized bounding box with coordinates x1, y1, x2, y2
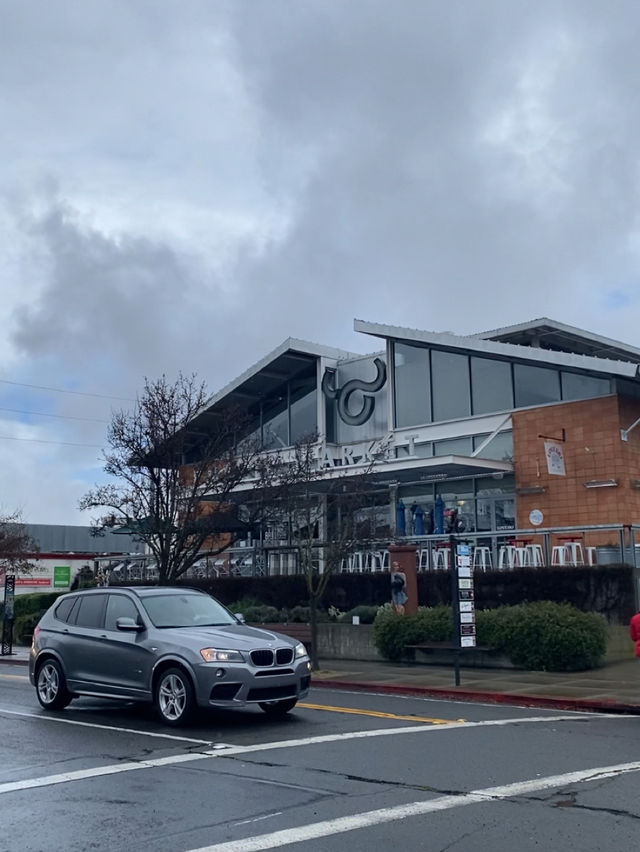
(297, 702, 464, 725)
(0, 674, 27, 681)
(190, 760, 640, 851)
(0, 714, 603, 796)
(0, 707, 213, 745)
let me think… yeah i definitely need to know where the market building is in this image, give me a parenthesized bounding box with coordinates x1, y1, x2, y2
(187, 317, 640, 574)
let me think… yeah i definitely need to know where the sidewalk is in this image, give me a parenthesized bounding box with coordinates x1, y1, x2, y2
(313, 657, 640, 714)
(4, 646, 640, 714)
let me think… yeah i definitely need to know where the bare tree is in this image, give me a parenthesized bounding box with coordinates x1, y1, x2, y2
(254, 437, 380, 670)
(0, 512, 38, 583)
(80, 373, 264, 585)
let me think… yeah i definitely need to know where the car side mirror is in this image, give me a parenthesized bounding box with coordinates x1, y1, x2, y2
(235, 612, 246, 624)
(116, 616, 144, 632)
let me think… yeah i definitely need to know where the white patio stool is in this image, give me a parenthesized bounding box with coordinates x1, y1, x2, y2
(498, 545, 516, 570)
(514, 547, 529, 567)
(526, 544, 544, 567)
(433, 547, 450, 570)
(418, 549, 430, 571)
(472, 546, 492, 571)
(551, 545, 569, 566)
(586, 547, 597, 566)
(379, 550, 390, 571)
(565, 542, 584, 566)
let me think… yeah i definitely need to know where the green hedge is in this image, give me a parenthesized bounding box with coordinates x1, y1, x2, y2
(373, 601, 608, 671)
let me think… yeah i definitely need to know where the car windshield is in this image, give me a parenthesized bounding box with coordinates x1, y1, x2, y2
(140, 593, 237, 629)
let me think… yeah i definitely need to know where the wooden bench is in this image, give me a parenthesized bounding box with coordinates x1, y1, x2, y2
(405, 641, 502, 667)
(406, 642, 494, 653)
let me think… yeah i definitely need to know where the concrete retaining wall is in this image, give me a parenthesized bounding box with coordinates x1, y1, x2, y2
(315, 622, 634, 666)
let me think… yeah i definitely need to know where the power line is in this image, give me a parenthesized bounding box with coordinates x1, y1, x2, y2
(0, 379, 134, 402)
(0, 406, 109, 423)
(0, 434, 102, 448)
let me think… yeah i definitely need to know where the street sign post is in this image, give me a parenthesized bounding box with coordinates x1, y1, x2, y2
(450, 537, 477, 686)
(1, 574, 16, 656)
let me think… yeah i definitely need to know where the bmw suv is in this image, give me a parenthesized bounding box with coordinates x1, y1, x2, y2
(29, 587, 311, 726)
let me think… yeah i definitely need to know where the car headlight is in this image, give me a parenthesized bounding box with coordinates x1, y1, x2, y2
(200, 648, 245, 663)
(294, 642, 308, 659)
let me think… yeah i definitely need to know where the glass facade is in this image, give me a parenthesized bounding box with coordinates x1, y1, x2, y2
(470, 357, 513, 414)
(394, 343, 431, 427)
(393, 340, 612, 429)
(239, 371, 318, 451)
(398, 476, 516, 535)
(431, 350, 471, 421)
(561, 371, 611, 401)
(513, 364, 561, 407)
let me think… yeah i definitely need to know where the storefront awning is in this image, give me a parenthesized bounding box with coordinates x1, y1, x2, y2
(365, 454, 514, 487)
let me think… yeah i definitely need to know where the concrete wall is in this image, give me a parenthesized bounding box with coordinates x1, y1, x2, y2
(316, 622, 634, 666)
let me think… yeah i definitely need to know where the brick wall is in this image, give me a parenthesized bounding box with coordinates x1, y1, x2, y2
(512, 394, 640, 534)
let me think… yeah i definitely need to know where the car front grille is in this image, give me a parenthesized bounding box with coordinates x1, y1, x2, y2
(255, 668, 294, 677)
(247, 684, 297, 702)
(250, 649, 274, 667)
(276, 648, 294, 665)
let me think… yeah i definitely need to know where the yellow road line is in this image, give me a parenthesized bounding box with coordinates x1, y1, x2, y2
(0, 674, 28, 681)
(297, 702, 465, 725)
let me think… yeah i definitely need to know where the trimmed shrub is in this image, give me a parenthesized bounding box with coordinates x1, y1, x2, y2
(12, 613, 40, 645)
(338, 605, 379, 625)
(288, 606, 311, 623)
(373, 606, 453, 662)
(486, 601, 608, 671)
(373, 601, 608, 671)
(242, 605, 283, 624)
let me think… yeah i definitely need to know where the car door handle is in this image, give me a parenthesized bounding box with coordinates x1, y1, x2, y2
(99, 634, 108, 640)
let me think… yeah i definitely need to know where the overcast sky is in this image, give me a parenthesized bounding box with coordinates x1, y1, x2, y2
(2, 1, 640, 524)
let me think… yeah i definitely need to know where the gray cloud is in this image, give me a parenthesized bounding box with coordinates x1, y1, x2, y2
(3, 1, 640, 521)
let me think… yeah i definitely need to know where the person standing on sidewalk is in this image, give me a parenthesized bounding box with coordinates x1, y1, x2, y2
(630, 609, 640, 660)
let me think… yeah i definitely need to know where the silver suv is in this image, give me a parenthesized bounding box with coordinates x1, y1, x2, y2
(29, 587, 311, 726)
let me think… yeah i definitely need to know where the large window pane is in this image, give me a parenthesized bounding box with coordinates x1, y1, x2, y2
(472, 431, 514, 461)
(513, 364, 560, 407)
(433, 437, 472, 456)
(262, 394, 288, 450)
(471, 357, 513, 414)
(394, 342, 430, 427)
(561, 372, 611, 402)
(290, 375, 317, 443)
(431, 350, 470, 421)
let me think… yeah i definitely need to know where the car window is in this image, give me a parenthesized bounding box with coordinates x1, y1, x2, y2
(74, 594, 107, 629)
(140, 593, 236, 629)
(54, 596, 78, 623)
(104, 595, 140, 631)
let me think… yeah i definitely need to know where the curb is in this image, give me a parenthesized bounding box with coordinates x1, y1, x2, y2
(314, 679, 640, 716)
(0, 657, 29, 668)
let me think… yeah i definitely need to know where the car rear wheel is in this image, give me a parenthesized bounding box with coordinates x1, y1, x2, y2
(155, 667, 194, 726)
(259, 698, 297, 716)
(36, 659, 72, 711)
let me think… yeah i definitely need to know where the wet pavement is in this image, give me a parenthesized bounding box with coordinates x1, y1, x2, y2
(6, 645, 640, 714)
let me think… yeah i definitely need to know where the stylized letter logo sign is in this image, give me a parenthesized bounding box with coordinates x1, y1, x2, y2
(322, 357, 387, 426)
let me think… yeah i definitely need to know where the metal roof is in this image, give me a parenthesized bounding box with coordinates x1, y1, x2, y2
(188, 338, 363, 431)
(354, 319, 640, 379)
(472, 317, 640, 364)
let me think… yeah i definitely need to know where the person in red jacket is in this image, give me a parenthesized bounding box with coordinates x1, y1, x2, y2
(630, 611, 640, 658)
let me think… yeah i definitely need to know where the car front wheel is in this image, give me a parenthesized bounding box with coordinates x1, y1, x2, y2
(36, 659, 72, 711)
(259, 698, 297, 717)
(155, 667, 194, 726)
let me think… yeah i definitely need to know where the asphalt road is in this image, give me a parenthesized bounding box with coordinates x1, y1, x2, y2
(1, 662, 639, 851)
